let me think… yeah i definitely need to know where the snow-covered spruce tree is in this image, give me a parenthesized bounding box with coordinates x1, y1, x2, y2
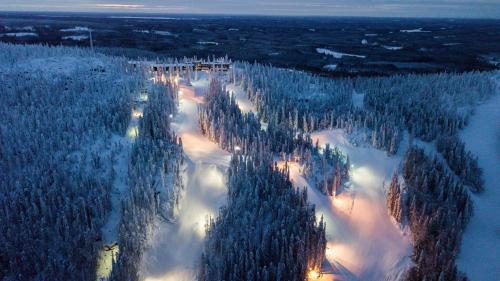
(199, 152, 326, 281)
(389, 147, 472, 281)
(436, 135, 483, 192)
(0, 43, 143, 281)
(110, 82, 184, 281)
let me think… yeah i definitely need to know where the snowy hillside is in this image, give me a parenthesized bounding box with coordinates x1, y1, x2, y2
(0, 43, 142, 281)
(457, 75, 500, 281)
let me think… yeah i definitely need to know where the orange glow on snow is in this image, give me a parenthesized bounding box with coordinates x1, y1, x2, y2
(308, 269, 321, 280)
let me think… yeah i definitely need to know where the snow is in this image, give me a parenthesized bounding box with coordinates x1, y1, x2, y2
(361, 39, 368, 45)
(323, 64, 338, 71)
(197, 41, 219, 46)
(226, 83, 256, 115)
(400, 28, 430, 33)
(364, 33, 377, 37)
(134, 30, 150, 34)
(2, 32, 37, 37)
(154, 30, 174, 36)
(228, 28, 239, 31)
(456, 79, 500, 281)
(62, 35, 89, 41)
(12, 56, 105, 77)
(140, 73, 231, 281)
(17, 26, 35, 31)
(382, 45, 403, 51)
(316, 48, 366, 59)
(282, 129, 412, 280)
(60, 26, 90, 32)
(443, 43, 462, 46)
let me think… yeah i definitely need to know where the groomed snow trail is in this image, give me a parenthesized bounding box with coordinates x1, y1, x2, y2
(282, 130, 412, 281)
(140, 75, 231, 281)
(456, 87, 500, 280)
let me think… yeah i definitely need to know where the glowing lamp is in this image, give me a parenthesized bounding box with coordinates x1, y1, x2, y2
(307, 269, 320, 280)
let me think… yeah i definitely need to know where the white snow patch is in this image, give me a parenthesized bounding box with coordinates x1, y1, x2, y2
(226, 83, 256, 115)
(2, 32, 38, 37)
(316, 48, 366, 59)
(456, 85, 500, 281)
(60, 26, 90, 32)
(154, 30, 174, 36)
(197, 41, 219, 46)
(400, 28, 430, 33)
(323, 64, 338, 71)
(133, 29, 150, 34)
(382, 45, 403, 51)
(17, 26, 35, 31)
(228, 28, 239, 31)
(361, 39, 368, 45)
(309, 28, 316, 32)
(62, 35, 89, 41)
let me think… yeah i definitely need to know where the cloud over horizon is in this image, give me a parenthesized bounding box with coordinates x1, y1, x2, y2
(0, 0, 499, 18)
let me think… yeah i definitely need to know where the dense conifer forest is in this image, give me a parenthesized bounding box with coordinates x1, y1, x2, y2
(387, 147, 473, 281)
(1, 42, 497, 281)
(0, 43, 141, 280)
(200, 153, 326, 281)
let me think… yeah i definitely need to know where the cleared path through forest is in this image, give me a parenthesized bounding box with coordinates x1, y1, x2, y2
(140, 74, 231, 281)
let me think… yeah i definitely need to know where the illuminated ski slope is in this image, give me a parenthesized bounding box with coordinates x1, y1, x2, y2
(280, 130, 412, 281)
(140, 74, 231, 281)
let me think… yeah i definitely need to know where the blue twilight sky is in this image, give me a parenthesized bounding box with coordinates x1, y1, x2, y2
(1, 0, 499, 18)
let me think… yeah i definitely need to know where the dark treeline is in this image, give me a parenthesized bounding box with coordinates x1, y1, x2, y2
(387, 147, 473, 281)
(200, 152, 326, 281)
(198, 78, 350, 197)
(0, 43, 141, 280)
(436, 135, 483, 193)
(111, 82, 184, 281)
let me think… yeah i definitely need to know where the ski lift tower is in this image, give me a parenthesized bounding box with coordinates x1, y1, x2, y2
(89, 29, 94, 52)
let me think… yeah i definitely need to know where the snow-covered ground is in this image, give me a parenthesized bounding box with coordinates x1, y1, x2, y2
(62, 35, 89, 41)
(281, 129, 412, 281)
(226, 83, 255, 114)
(457, 80, 500, 281)
(154, 30, 175, 36)
(316, 48, 366, 59)
(1, 32, 38, 37)
(323, 64, 338, 71)
(140, 74, 231, 281)
(400, 28, 430, 33)
(197, 41, 219, 46)
(60, 26, 90, 32)
(382, 45, 403, 51)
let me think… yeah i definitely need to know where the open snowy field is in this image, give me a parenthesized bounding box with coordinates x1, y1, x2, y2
(457, 76, 500, 281)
